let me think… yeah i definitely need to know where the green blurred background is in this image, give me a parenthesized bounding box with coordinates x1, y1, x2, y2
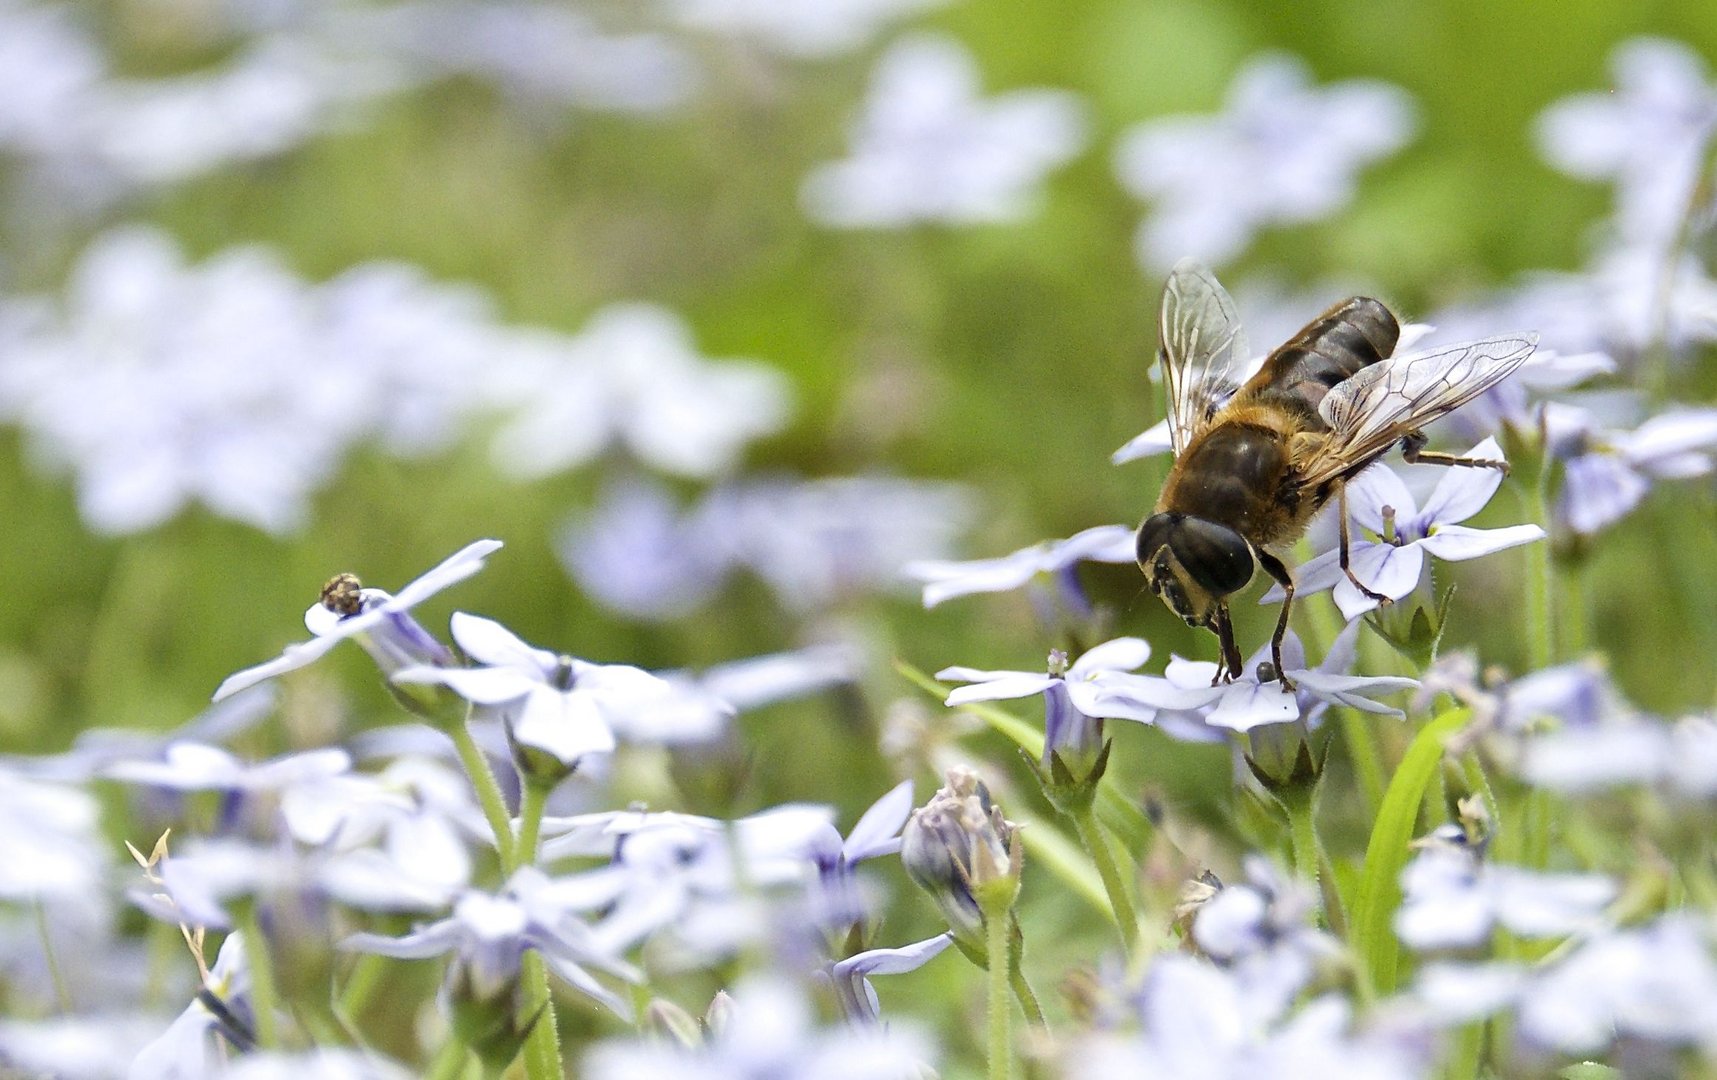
(3, 0, 1716, 828)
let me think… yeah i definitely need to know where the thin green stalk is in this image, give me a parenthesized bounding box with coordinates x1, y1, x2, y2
(1557, 558, 1587, 659)
(238, 910, 281, 1050)
(426, 1038, 471, 1080)
(336, 951, 389, 1026)
(1069, 804, 1138, 955)
(33, 899, 71, 1012)
(513, 782, 563, 1080)
(1524, 456, 1555, 671)
(1284, 789, 1321, 889)
(1340, 710, 1387, 819)
(451, 714, 516, 869)
(986, 912, 1012, 1080)
(1008, 961, 1047, 1031)
(1445, 1020, 1485, 1080)
(514, 782, 549, 870)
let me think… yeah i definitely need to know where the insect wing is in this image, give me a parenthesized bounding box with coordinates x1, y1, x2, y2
(1303, 334, 1537, 484)
(1158, 258, 1251, 456)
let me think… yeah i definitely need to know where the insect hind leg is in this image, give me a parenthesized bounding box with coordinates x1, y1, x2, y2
(1254, 551, 1298, 693)
(1400, 430, 1510, 475)
(1339, 481, 1392, 605)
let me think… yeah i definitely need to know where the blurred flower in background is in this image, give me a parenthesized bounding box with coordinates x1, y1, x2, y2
(803, 33, 1089, 227)
(1115, 53, 1416, 270)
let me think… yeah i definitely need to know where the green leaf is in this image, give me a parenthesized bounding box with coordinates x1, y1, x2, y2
(1349, 706, 1472, 996)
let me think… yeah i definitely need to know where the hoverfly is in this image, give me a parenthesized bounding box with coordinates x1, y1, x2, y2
(1135, 259, 1536, 689)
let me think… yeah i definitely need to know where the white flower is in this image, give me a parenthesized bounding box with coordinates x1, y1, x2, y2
(1546, 402, 1717, 536)
(904, 524, 1136, 608)
(1263, 441, 1544, 619)
(344, 868, 640, 1016)
(1116, 53, 1415, 270)
(1535, 37, 1717, 251)
(0, 766, 108, 905)
(1394, 842, 1615, 951)
(537, 804, 835, 962)
(395, 613, 731, 764)
(212, 539, 501, 701)
(802, 33, 1088, 227)
(562, 473, 973, 618)
(487, 303, 791, 480)
(586, 975, 936, 1079)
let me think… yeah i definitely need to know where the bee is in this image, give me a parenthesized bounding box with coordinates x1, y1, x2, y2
(1136, 259, 1536, 689)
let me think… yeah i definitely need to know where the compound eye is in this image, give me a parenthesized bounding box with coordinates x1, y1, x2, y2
(1171, 518, 1254, 598)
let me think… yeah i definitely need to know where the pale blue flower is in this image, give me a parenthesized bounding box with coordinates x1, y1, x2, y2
(587, 976, 936, 1078)
(563, 473, 973, 617)
(344, 867, 640, 1017)
(939, 638, 1151, 768)
(904, 524, 1135, 608)
(828, 933, 954, 1024)
(1546, 402, 1717, 535)
(538, 804, 837, 961)
(1263, 440, 1543, 619)
(1091, 621, 1414, 736)
(1536, 37, 1717, 251)
(805, 779, 915, 932)
(1075, 953, 1427, 1080)
(211, 539, 501, 701)
(1116, 53, 1415, 270)
(131, 931, 254, 1074)
(395, 612, 730, 769)
(1395, 840, 1615, 951)
(486, 303, 790, 480)
(803, 34, 1088, 227)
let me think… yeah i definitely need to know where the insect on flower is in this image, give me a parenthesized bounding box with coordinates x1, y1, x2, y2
(1136, 259, 1536, 689)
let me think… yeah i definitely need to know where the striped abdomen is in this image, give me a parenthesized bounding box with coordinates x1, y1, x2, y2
(1243, 297, 1400, 429)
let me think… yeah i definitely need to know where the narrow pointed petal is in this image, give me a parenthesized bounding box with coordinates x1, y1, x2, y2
(843, 779, 915, 863)
(1417, 438, 1507, 525)
(1417, 523, 1544, 561)
(1069, 636, 1151, 677)
(944, 674, 1056, 705)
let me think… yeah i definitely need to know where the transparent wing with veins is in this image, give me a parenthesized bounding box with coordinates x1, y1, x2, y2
(1158, 258, 1251, 457)
(1299, 333, 1538, 487)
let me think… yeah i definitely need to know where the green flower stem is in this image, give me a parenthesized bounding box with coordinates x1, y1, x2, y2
(513, 780, 563, 1080)
(336, 951, 389, 1026)
(1069, 803, 1138, 956)
(1282, 787, 1321, 889)
(986, 911, 1012, 1080)
(1524, 455, 1555, 671)
(1557, 557, 1588, 659)
(1340, 710, 1386, 819)
(425, 1038, 471, 1080)
(237, 907, 281, 1050)
(1445, 1020, 1485, 1080)
(451, 713, 516, 870)
(1007, 955, 1046, 1032)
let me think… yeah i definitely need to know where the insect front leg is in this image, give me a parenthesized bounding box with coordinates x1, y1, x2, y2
(1255, 550, 1297, 693)
(1211, 603, 1243, 685)
(1400, 430, 1510, 475)
(1339, 481, 1392, 605)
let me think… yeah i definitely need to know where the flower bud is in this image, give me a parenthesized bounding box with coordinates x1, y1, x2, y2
(900, 766, 1020, 948)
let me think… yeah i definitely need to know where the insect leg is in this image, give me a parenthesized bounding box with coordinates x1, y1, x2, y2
(1255, 550, 1298, 693)
(1339, 481, 1392, 605)
(1211, 603, 1243, 685)
(1401, 430, 1509, 475)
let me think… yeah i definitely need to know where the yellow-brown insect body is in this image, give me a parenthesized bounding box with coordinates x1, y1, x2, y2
(1140, 259, 1534, 686)
(1158, 297, 1401, 553)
